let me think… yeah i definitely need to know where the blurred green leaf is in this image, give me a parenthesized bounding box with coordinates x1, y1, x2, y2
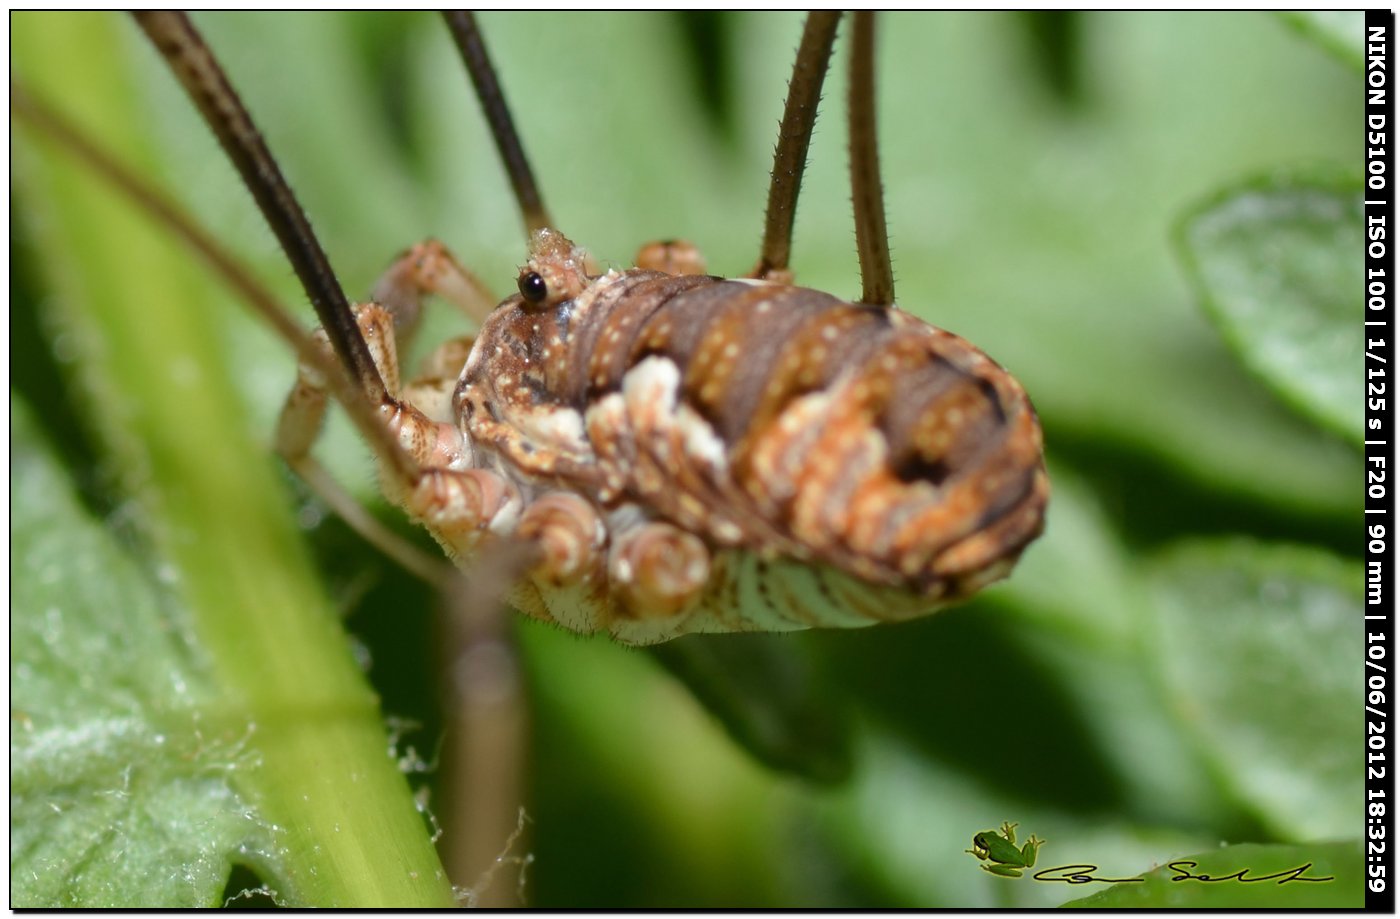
(1015, 12, 1086, 106)
(11, 395, 268, 908)
(1062, 840, 1363, 908)
(819, 727, 1218, 908)
(647, 633, 853, 784)
(519, 624, 798, 907)
(1147, 541, 1361, 840)
(1279, 11, 1364, 70)
(977, 471, 1230, 826)
(1178, 174, 1363, 443)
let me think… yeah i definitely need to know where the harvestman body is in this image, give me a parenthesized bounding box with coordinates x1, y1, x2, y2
(129, 12, 1050, 646)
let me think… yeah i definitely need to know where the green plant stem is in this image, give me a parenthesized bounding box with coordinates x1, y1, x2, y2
(12, 12, 456, 907)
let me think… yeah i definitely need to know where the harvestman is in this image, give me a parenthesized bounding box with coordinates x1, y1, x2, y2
(118, 12, 1047, 647)
(14, 11, 1049, 899)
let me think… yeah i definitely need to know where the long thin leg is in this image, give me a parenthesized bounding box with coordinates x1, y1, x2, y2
(439, 542, 532, 907)
(848, 11, 895, 306)
(269, 298, 455, 585)
(751, 11, 842, 283)
(11, 80, 413, 491)
(294, 456, 454, 585)
(371, 238, 499, 348)
(131, 13, 391, 414)
(13, 80, 460, 592)
(441, 11, 555, 236)
(15, 72, 517, 594)
(123, 13, 505, 591)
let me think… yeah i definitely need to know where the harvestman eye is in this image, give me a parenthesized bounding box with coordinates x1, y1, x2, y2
(517, 271, 548, 305)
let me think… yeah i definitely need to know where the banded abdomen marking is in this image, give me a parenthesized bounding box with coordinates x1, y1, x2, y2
(571, 273, 1048, 599)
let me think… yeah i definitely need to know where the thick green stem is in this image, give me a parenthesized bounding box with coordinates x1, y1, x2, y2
(12, 12, 456, 907)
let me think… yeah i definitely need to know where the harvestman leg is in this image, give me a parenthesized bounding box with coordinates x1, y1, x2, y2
(750, 11, 841, 285)
(750, 11, 896, 307)
(847, 11, 896, 306)
(441, 11, 554, 236)
(268, 240, 502, 582)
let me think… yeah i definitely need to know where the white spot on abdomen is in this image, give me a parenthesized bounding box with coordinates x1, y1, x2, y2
(620, 356, 728, 472)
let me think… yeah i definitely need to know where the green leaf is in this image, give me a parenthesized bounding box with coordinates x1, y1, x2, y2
(817, 727, 1217, 908)
(646, 633, 854, 784)
(1147, 541, 1361, 840)
(519, 624, 795, 907)
(11, 395, 272, 907)
(977, 469, 1228, 824)
(1178, 174, 1363, 443)
(1061, 840, 1363, 908)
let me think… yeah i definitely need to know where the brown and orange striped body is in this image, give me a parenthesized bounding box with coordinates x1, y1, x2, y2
(437, 230, 1047, 644)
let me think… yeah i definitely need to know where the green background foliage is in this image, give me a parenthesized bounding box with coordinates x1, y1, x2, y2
(11, 11, 1364, 908)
